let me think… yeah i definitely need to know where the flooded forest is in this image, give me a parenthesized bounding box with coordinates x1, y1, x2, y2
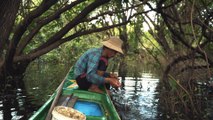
(0, 0, 213, 120)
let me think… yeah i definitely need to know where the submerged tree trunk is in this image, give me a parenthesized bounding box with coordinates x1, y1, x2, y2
(0, 61, 30, 92)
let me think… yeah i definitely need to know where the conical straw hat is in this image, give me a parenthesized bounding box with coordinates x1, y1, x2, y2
(102, 36, 124, 54)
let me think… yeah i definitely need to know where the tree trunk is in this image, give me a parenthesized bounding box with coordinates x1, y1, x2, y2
(119, 34, 128, 79)
(0, 61, 30, 90)
(0, 0, 21, 82)
(0, 0, 20, 52)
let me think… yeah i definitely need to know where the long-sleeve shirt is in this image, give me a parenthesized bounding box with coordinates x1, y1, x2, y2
(74, 47, 105, 85)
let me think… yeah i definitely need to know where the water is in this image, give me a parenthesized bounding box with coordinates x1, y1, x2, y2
(0, 62, 71, 120)
(112, 76, 159, 120)
(0, 62, 159, 120)
(0, 88, 39, 119)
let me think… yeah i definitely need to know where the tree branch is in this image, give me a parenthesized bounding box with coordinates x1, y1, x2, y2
(8, 0, 58, 64)
(14, 21, 128, 62)
(16, 0, 85, 55)
(30, 0, 110, 53)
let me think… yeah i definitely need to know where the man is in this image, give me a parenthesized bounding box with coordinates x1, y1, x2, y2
(74, 36, 123, 93)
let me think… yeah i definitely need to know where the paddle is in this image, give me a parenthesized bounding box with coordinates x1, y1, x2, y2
(45, 78, 65, 120)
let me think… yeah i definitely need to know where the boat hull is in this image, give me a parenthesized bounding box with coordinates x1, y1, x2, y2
(29, 68, 120, 120)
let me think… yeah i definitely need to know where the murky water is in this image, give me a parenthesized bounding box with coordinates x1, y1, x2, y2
(0, 62, 70, 120)
(0, 88, 39, 119)
(112, 75, 159, 120)
(1, 62, 213, 120)
(0, 62, 160, 120)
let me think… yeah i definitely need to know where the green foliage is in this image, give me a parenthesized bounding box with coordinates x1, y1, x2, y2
(24, 62, 71, 105)
(168, 75, 178, 91)
(37, 35, 102, 63)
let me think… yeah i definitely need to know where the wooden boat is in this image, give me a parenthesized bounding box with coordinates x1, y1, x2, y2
(29, 67, 121, 120)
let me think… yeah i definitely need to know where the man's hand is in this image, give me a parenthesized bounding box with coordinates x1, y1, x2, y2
(107, 78, 121, 88)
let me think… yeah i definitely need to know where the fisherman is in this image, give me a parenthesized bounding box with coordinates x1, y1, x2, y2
(74, 36, 123, 93)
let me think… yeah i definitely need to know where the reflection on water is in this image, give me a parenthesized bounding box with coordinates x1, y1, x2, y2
(112, 75, 159, 120)
(24, 62, 71, 105)
(0, 62, 71, 120)
(0, 88, 38, 120)
(0, 62, 159, 120)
